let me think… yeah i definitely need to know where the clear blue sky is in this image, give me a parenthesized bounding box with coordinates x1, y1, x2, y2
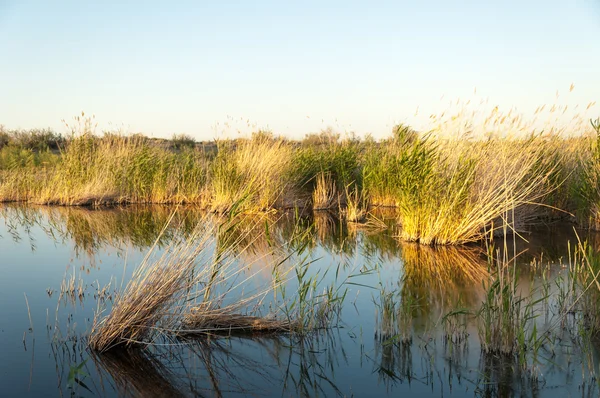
(0, 0, 599, 140)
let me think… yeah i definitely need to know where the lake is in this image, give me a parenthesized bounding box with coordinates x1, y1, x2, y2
(1, 204, 599, 397)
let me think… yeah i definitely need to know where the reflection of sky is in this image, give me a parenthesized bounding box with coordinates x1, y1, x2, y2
(0, 0, 598, 139)
(0, 212, 147, 397)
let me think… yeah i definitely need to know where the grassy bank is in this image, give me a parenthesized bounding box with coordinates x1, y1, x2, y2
(1, 113, 599, 245)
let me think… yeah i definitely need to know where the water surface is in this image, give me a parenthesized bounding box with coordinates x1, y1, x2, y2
(1, 205, 598, 397)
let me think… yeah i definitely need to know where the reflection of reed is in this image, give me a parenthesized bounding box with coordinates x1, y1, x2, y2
(373, 340, 414, 386)
(92, 337, 287, 397)
(313, 210, 338, 244)
(360, 218, 402, 261)
(91, 348, 185, 398)
(55, 205, 208, 255)
(0, 204, 211, 256)
(185, 338, 278, 396)
(184, 336, 345, 397)
(400, 243, 488, 313)
(62, 324, 349, 397)
(1, 204, 409, 262)
(312, 210, 356, 255)
(280, 332, 346, 397)
(215, 211, 280, 257)
(475, 352, 535, 397)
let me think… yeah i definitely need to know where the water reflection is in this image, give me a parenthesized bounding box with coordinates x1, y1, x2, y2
(86, 333, 350, 397)
(0, 205, 404, 261)
(400, 243, 487, 312)
(4, 204, 600, 397)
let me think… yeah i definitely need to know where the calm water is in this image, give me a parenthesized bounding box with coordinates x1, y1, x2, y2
(0, 205, 599, 397)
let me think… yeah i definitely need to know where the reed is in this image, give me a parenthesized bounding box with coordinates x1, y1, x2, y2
(568, 238, 600, 337)
(291, 133, 361, 201)
(0, 132, 211, 206)
(88, 211, 344, 352)
(572, 118, 600, 229)
(311, 172, 337, 210)
(362, 125, 421, 207)
(181, 309, 295, 335)
(209, 137, 293, 212)
(399, 134, 561, 244)
(344, 185, 368, 223)
(88, 220, 211, 351)
(3, 108, 600, 238)
(476, 233, 547, 370)
(87, 211, 294, 351)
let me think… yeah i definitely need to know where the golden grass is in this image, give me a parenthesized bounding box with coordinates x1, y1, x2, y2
(1, 103, 599, 242)
(0, 133, 211, 206)
(88, 226, 208, 351)
(312, 172, 337, 210)
(396, 133, 564, 245)
(344, 186, 368, 223)
(88, 212, 300, 352)
(209, 138, 293, 213)
(89, 212, 261, 351)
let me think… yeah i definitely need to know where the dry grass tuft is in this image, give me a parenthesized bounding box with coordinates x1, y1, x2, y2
(88, 212, 299, 352)
(181, 309, 295, 335)
(88, 217, 216, 352)
(344, 186, 368, 223)
(312, 172, 337, 210)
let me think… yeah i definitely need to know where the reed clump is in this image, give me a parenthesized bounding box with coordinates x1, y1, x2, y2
(88, 221, 211, 351)
(572, 118, 600, 229)
(88, 212, 290, 351)
(476, 232, 547, 375)
(209, 136, 294, 212)
(88, 212, 342, 352)
(311, 172, 337, 210)
(291, 131, 361, 208)
(344, 186, 368, 223)
(568, 239, 600, 337)
(404, 134, 561, 244)
(0, 132, 210, 206)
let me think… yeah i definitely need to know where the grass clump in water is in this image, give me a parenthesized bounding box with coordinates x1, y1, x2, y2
(89, 212, 345, 352)
(88, 218, 214, 351)
(311, 172, 337, 210)
(366, 123, 563, 245)
(476, 231, 549, 380)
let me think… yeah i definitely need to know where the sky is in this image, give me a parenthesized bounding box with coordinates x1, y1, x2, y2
(0, 0, 599, 140)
